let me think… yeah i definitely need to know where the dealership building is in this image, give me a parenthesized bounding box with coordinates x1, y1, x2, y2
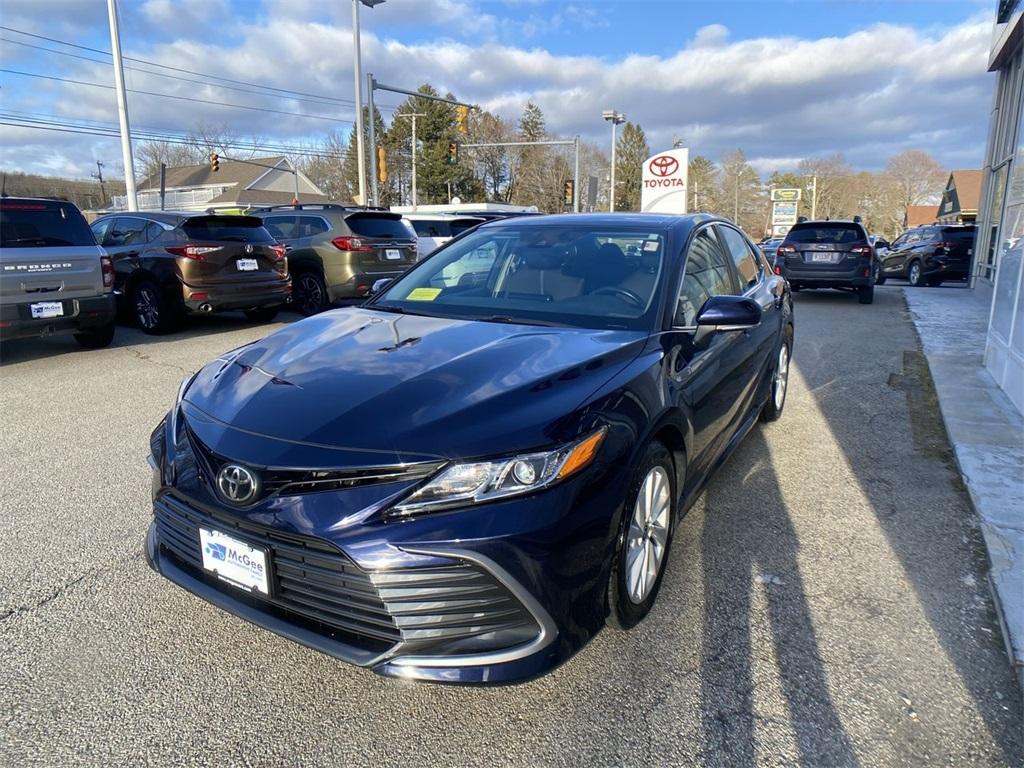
(976, 1, 1024, 413)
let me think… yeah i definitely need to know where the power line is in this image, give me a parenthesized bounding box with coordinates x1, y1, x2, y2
(0, 25, 398, 111)
(0, 68, 355, 124)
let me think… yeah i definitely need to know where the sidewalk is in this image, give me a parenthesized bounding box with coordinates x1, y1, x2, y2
(904, 284, 1024, 692)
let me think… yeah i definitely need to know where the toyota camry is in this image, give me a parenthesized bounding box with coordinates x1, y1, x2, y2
(145, 213, 794, 684)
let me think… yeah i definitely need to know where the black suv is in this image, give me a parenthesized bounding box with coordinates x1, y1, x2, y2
(257, 204, 418, 315)
(878, 224, 975, 287)
(776, 218, 876, 304)
(91, 212, 290, 334)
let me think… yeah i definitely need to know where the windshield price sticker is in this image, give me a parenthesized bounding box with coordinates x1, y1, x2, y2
(407, 287, 442, 301)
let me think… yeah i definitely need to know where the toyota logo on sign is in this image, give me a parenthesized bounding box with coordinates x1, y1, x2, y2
(648, 155, 679, 178)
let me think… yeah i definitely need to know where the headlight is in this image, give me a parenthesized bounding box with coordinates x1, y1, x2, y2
(391, 427, 607, 517)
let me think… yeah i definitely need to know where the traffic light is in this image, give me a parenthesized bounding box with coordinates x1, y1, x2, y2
(209, 152, 219, 172)
(563, 179, 575, 208)
(377, 146, 388, 184)
(455, 105, 469, 135)
(447, 142, 459, 166)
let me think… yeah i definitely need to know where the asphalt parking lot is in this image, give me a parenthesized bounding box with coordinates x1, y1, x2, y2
(1, 287, 1021, 767)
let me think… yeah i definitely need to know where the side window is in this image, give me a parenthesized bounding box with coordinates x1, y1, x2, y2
(91, 218, 112, 245)
(298, 216, 329, 237)
(717, 225, 760, 290)
(109, 217, 147, 246)
(263, 216, 294, 240)
(145, 221, 165, 242)
(676, 228, 736, 326)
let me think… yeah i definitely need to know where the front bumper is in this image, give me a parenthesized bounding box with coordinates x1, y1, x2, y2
(0, 293, 115, 342)
(144, 491, 576, 684)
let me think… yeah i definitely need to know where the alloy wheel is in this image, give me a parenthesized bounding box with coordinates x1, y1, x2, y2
(625, 466, 671, 604)
(774, 342, 790, 411)
(135, 285, 160, 330)
(909, 262, 921, 286)
(296, 273, 324, 314)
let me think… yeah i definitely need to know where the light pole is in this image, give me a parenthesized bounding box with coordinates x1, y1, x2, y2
(106, 0, 137, 211)
(602, 109, 625, 212)
(808, 175, 818, 219)
(352, 0, 385, 206)
(395, 112, 425, 209)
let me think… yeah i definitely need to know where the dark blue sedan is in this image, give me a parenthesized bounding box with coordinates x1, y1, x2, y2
(145, 213, 794, 684)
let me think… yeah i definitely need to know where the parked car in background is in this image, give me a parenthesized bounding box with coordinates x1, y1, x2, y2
(90, 211, 289, 334)
(404, 214, 485, 259)
(869, 234, 890, 257)
(144, 212, 793, 685)
(877, 224, 975, 287)
(1, 197, 116, 348)
(759, 238, 784, 265)
(775, 218, 877, 304)
(258, 204, 417, 315)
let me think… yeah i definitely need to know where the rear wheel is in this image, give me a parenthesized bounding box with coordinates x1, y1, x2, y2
(927, 278, 943, 287)
(73, 321, 115, 349)
(293, 271, 328, 316)
(609, 441, 676, 630)
(907, 260, 925, 287)
(761, 327, 792, 422)
(244, 307, 279, 323)
(858, 283, 874, 304)
(132, 279, 178, 334)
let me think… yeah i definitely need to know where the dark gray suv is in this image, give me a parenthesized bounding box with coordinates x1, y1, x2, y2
(258, 204, 418, 315)
(775, 218, 877, 304)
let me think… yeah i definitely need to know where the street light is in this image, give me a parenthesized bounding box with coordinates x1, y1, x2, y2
(353, 0, 385, 206)
(602, 109, 626, 212)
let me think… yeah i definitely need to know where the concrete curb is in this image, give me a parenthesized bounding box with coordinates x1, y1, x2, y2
(903, 286, 1024, 701)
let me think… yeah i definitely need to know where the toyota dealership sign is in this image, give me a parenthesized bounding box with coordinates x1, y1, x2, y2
(641, 148, 689, 214)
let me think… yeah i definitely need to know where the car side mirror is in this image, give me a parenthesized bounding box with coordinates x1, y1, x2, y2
(695, 295, 762, 331)
(370, 278, 393, 295)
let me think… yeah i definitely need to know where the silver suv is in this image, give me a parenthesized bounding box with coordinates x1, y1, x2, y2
(0, 197, 116, 348)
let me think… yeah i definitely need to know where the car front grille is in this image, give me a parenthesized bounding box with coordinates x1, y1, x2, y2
(153, 494, 539, 659)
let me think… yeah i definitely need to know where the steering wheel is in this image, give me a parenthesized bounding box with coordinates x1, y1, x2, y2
(592, 286, 644, 308)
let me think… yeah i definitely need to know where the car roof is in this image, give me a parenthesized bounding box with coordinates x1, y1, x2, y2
(479, 212, 721, 234)
(403, 213, 484, 221)
(93, 211, 187, 224)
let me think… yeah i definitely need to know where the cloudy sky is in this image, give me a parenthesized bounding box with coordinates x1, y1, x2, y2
(0, 0, 1000, 180)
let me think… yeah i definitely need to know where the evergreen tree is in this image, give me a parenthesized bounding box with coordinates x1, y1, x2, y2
(688, 155, 718, 212)
(614, 122, 649, 212)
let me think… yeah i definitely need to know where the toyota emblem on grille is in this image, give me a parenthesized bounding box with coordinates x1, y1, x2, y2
(217, 464, 259, 504)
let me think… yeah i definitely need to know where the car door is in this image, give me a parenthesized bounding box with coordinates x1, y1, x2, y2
(884, 231, 915, 274)
(662, 225, 748, 475)
(716, 223, 782, 423)
(102, 216, 152, 293)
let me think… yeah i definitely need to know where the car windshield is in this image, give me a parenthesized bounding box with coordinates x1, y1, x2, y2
(372, 223, 667, 330)
(786, 224, 863, 244)
(346, 214, 415, 240)
(183, 217, 274, 243)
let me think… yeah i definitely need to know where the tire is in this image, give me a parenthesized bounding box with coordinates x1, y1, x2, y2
(244, 307, 279, 323)
(907, 260, 925, 287)
(927, 278, 943, 287)
(761, 326, 792, 422)
(293, 271, 329, 316)
(608, 441, 676, 630)
(73, 320, 116, 349)
(858, 283, 874, 304)
(132, 279, 179, 334)
(875, 274, 887, 286)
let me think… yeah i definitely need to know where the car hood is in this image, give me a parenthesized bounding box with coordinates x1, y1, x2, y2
(183, 307, 646, 466)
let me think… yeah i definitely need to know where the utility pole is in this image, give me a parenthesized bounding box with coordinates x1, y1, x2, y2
(106, 0, 137, 211)
(395, 112, 425, 209)
(352, 0, 386, 206)
(602, 110, 625, 212)
(810, 175, 818, 219)
(92, 161, 106, 207)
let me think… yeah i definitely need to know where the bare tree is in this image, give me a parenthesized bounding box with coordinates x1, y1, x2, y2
(885, 149, 947, 210)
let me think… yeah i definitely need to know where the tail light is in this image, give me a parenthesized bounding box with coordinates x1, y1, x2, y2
(851, 245, 872, 255)
(100, 253, 114, 290)
(773, 265, 782, 275)
(272, 244, 287, 261)
(332, 236, 373, 252)
(167, 245, 219, 260)
(776, 244, 797, 256)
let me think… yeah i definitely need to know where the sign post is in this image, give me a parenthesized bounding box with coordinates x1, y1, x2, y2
(640, 148, 689, 213)
(769, 188, 802, 238)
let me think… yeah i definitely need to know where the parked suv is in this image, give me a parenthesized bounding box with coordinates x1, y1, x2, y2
(877, 224, 975, 287)
(257, 204, 418, 315)
(775, 218, 877, 304)
(0, 197, 116, 348)
(404, 214, 485, 259)
(90, 212, 290, 334)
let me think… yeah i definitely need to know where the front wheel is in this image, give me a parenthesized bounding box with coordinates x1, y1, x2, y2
(907, 260, 925, 287)
(244, 307, 279, 323)
(608, 442, 676, 630)
(761, 327, 792, 422)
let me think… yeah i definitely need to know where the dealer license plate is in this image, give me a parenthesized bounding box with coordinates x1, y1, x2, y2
(30, 301, 63, 319)
(811, 252, 836, 263)
(199, 528, 270, 595)
(385, 249, 401, 260)
(236, 258, 259, 271)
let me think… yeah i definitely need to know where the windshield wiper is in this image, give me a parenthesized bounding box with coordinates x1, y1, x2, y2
(478, 315, 560, 327)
